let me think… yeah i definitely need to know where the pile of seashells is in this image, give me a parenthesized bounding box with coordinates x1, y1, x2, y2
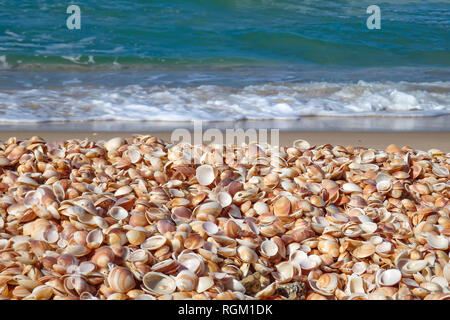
(0, 135, 449, 300)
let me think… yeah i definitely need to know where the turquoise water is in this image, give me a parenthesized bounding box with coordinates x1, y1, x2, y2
(0, 1, 449, 122)
(1, 0, 449, 68)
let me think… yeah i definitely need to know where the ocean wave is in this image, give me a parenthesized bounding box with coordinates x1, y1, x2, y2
(0, 81, 449, 123)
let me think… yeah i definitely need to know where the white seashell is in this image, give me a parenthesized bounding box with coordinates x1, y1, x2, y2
(217, 191, 232, 207)
(104, 137, 124, 152)
(426, 233, 448, 250)
(360, 222, 377, 234)
(352, 262, 367, 275)
(142, 272, 176, 296)
(141, 235, 167, 250)
(108, 206, 128, 221)
(260, 240, 278, 258)
(197, 276, 214, 293)
(293, 139, 310, 149)
(237, 245, 258, 263)
(346, 275, 366, 295)
(86, 228, 104, 249)
(196, 165, 215, 186)
(202, 221, 219, 235)
(341, 183, 362, 193)
(300, 254, 321, 270)
(376, 269, 402, 287)
(402, 260, 428, 275)
(175, 270, 198, 292)
(254, 202, 269, 215)
(178, 253, 205, 275)
(443, 264, 450, 282)
(432, 164, 449, 177)
(275, 261, 294, 283)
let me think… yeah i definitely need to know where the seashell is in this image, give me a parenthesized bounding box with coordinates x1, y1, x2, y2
(352, 243, 376, 259)
(108, 206, 129, 221)
(274, 196, 291, 217)
(260, 240, 278, 258)
(184, 234, 205, 250)
(104, 137, 124, 152)
(202, 221, 219, 235)
(194, 201, 222, 217)
(142, 272, 176, 296)
(420, 281, 443, 293)
(175, 270, 198, 292)
(197, 276, 214, 293)
(237, 245, 258, 263)
(254, 202, 269, 215)
(341, 182, 362, 193)
(346, 275, 366, 295)
(29, 285, 53, 300)
(108, 266, 136, 293)
(217, 191, 232, 207)
(196, 165, 215, 186)
(432, 164, 449, 177)
(274, 261, 294, 283)
(402, 260, 428, 275)
(299, 254, 321, 270)
(360, 222, 377, 234)
(293, 139, 310, 149)
(352, 262, 367, 275)
(115, 186, 133, 197)
(178, 253, 204, 275)
(126, 229, 146, 246)
(310, 273, 338, 296)
(91, 247, 115, 268)
(376, 269, 402, 287)
(443, 264, 450, 282)
(426, 234, 448, 250)
(151, 259, 179, 274)
(318, 240, 339, 258)
(224, 220, 240, 238)
(141, 235, 167, 251)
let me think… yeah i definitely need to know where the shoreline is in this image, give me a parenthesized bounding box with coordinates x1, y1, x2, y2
(1, 131, 449, 152)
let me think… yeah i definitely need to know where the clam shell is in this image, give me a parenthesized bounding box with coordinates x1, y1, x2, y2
(175, 270, 198, 292)
(108, 266, 136, 293)
(86, 229, 104, 249)
(142, 272, 176, 296)
(341, 183, 362, 193)
(237, 245, 258, 263)
(108, 206, 129, 221)
(202, 221, 219, 235)
(260, 240, 278, 258)
(402, 260, 428, 274)
(310, 273, 338, 296)
(141, 235, 167, 251)
(196, 165, 215, 186)
(197, 276, 214, 293)
(217, 191, 232, 207)
(293, 139, 311, 149)
(376, 269, 402, 287)
(178, 253, 205, 275)
(426, 234, 448, 250)
(274, 261, 294, 283)
(352, 243, 376, 259)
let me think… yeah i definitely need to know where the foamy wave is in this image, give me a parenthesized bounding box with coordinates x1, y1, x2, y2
(0, 81, 449, 123)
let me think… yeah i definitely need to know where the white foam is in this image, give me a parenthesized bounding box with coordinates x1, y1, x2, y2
(0, 81, 449, 123)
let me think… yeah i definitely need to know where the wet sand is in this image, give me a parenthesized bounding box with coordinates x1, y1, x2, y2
(0, 131, 449, 152)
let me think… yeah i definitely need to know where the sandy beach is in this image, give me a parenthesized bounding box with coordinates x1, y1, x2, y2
(0, 131, 449, 152)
